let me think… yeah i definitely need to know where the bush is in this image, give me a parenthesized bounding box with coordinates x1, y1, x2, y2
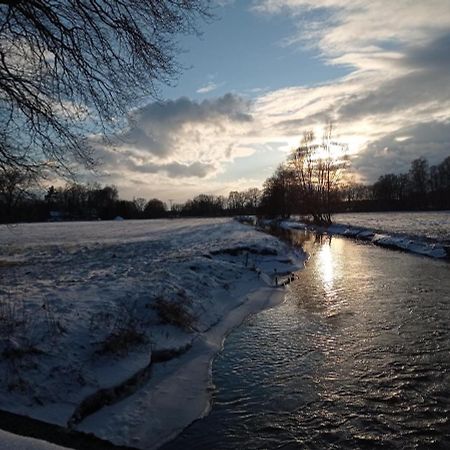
(93, 300, 149, 356)
(97, 328, 147, 356)
(154, 296, 195, 331)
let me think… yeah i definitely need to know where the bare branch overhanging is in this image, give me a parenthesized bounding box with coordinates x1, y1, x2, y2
(0, 0, 211, 173)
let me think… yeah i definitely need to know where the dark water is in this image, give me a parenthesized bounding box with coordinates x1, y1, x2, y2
(163, 232, 450, 450)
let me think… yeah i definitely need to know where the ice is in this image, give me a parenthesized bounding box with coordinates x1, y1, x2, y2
(333, 211, 450, 242)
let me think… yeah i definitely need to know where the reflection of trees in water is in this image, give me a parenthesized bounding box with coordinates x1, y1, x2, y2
(262, 224, 334, 253)
(314, 233, 332, 246)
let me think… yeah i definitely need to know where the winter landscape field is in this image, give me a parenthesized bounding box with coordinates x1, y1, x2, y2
(0, 218, 304, 449)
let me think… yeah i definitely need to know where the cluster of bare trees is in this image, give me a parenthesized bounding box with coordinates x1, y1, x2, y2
(0, 175, 262, 223)
(0, 166, 38, 220)
(0, 177, 170, 223)
(260, 125, 349, 224)
(259, 124, 450, 221)
(172, 189, 261, 217)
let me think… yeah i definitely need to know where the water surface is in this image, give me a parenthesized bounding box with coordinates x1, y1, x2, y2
(164, 232, 450, 449)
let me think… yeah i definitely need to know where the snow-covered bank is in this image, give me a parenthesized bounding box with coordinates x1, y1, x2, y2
(0, 430, 68, 450)
(333, 211, 450, 243)
(78, 286, 285, 449)
(274, 218, 449, 259)
(0, 218, 305, 448)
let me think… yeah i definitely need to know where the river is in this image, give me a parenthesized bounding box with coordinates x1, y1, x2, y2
(163, 229, 450, 449)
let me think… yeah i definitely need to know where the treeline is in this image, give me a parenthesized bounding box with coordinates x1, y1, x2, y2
(0, 170, 262, 223)
(259, 154, 450, 219)
(0, 177, 169, 223)
(173, 188, 260, 217)
(1, 154, 449, 224)
(341, 156, 450, 212)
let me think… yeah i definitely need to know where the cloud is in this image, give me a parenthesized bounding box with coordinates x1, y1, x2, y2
(353, 121, 450, 181)
(254, 1, 450, 53)
(197, 81, 219, 94)
(249, 0, 450, 182)
(404, 33, 450, 71)
(128, 160, 217, 178)
(117, 93, 253, 158)
(91, 1, 450, 199)
(90, 93, 259, 197)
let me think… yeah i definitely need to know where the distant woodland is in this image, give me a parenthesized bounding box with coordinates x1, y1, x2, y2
(1, 154, 449, 224)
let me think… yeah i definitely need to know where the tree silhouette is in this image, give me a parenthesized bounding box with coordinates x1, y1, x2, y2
(0, 0, 211, 173)
(289, 124, 348, 224)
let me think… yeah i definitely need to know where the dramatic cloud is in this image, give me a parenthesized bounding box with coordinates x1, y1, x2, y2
(251, 0, 450, 182)
(119, 93, 252, 158)
(92, 94, 258, 198)
(91, 1, 450, 200)
(353, 121, 450, 181)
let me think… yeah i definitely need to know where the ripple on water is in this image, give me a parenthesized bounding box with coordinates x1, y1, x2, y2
(163, 234, 450, 450)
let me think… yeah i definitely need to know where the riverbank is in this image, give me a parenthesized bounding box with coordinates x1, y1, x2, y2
(77, 285, 287, 449)
(0, 218, 305, 448)
(163, 231, 450, 449)
(0, 429, 67, 450)
(266, 215, 450, 259)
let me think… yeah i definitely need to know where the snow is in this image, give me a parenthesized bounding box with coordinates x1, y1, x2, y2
(333, 211, 450, 242)
(276, 219, 449, 259)
(0, 218, 305, 448)
(0, 430, 68, 450)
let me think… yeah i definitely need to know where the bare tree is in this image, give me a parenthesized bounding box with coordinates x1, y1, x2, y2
(290, 124, 348, 224)
(243, 187, 260, 211)
(0, 166, 38, 221)
(133, 197, 146, 212)
(0, 0, 211, 173)
(259, 164, 296, 218)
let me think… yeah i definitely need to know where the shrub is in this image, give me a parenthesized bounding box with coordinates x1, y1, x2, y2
(154, 297, 195, 331)
(94, 300, 149, 356)
(97, 328, 147, 356)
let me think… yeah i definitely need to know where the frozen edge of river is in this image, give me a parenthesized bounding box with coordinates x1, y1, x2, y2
(276, 219, 450, 259)
(76, 284, 292, 449)
(0, 429, 68, 450)
(0, 281, 298, 450)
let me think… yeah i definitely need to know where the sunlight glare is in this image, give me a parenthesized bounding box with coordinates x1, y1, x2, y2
(318, 241, 334, 292)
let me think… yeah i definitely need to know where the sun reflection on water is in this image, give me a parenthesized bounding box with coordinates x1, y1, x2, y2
(317, 239, 334, 292)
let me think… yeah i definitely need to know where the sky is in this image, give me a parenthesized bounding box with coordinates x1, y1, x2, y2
(93, 0, 450, 202)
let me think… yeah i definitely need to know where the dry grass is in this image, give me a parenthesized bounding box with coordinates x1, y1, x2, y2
(97, 328, 147, 356)
(154, 296, 195, 331)
(93, 300, 149, 356)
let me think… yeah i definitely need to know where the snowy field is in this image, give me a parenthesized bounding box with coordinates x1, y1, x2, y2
(333, 211, 450, 243)
(0, 218, 304, 448)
